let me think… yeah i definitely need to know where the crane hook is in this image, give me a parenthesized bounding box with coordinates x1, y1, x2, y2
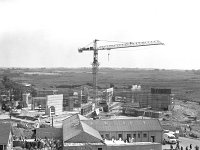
(108, 50, 110, 62)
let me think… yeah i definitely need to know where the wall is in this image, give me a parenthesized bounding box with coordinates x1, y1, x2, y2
(63, 143, 161, 150)
(46, 94, 63, 115)
(150, 94, 171, 110)
(99, 130, 162, 143)
(63, 96, 74, 111)
(107, 143, 161, 150)
(36, 128, 62, 139)
(32, 97, 47, 109)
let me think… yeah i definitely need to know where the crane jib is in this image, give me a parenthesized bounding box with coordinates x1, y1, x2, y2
(97, 40, 163, 50)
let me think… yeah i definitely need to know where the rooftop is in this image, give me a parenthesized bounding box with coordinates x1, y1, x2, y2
(63, 114, 102, 143)
(83, 118, 163, 132)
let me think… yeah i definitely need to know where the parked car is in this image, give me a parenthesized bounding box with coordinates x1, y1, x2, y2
(163, 133, 177, 144)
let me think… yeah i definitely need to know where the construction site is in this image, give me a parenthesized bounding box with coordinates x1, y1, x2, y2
(0, 39, 200, 150)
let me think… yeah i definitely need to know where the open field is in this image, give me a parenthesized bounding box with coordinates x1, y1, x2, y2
(1, 68, 200, 102)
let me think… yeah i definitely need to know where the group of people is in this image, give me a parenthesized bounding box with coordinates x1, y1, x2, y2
(170, 142, 199, 150)
(13, 137, 62, 150)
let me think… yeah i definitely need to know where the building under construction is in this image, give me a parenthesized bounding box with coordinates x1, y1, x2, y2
(121, 86, 172, 117)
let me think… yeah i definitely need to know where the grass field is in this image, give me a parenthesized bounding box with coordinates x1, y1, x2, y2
(1, 68, 200, 102)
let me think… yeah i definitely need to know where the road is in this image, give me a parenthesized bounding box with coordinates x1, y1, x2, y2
(162, 137, 200, 150)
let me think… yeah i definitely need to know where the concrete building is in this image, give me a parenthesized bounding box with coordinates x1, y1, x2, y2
(63, 95, 74, 111)
(128, 87, 172, 111)
(46, 94, 63, 115)
(32, 97, 47, 110)
(0, 123, 13, 150)
(32, 94, 63, 116)
(102, 88, 114, 104)
(149, 88, 172, 110)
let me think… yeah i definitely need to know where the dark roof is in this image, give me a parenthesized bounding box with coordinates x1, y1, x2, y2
(63, 114, 82, 142)
(80, 121, 102, 141)
(83, 119, 163, 132)
(0, 123, 12, 144)
(63, 114, 102, 142)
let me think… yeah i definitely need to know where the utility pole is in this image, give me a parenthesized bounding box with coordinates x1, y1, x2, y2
(52, 115, 54, 127)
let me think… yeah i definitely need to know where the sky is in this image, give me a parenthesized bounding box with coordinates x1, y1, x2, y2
(0, 0, 200, 69)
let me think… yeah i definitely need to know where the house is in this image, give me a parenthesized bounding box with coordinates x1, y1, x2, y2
(36, 114, 162, 150)
(0, 123, 13, 150)
(82, 118, 163, 143)
(62, 114, 162, 150)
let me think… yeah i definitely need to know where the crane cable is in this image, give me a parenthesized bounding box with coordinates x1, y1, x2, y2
(84, 41, 93, 48)
(98, 39, 127, 44)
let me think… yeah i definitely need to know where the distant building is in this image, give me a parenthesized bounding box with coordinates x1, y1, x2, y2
(32, 94, 63, 116)
(46, 94, 63, 115)
(63, 95, 74, 111)
(0, 123, 13, 150)
(36, 89, 58, 97)
(149, 88, 172, 110)
(102, 88, 114, 104)
(131, 87, 172, 111)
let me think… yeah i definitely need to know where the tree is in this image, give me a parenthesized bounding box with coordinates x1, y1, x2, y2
(2, 76, 13, 90)
(30, 87, 37, 97)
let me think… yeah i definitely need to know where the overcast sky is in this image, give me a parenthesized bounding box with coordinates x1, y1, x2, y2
(0, 0, 200, 69)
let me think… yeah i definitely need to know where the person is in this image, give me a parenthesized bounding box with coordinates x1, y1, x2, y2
(186, 146, 188, 150)
(171, 144, 173, 150)
(176, 141, 180, 149)
(181, 146, 183, 150)
(190, 144, 192, 150)
(195, 145, 198, 150)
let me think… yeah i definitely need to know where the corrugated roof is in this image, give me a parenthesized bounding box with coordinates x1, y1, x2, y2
(81, 122, 102, 141)
(83, 119, 162, 132)
(63, 114, 82, 142)
(0, 123, 12, 144)
(63, 114, 102, 143)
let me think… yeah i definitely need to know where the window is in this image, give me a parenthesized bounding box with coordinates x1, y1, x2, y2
(143, 133, 147, 138)
(118, 134, 122, 139)
(98, 148, 102, 150)
(105, 134, 110, 139)
(138, 133, 140, 138)
(133, 134, 136, 138)
(127, 134, 131, 142)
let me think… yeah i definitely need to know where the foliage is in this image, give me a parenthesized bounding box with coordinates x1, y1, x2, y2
(1, 76, 23, 101)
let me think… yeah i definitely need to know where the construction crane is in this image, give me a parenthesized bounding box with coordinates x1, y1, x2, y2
(78, 39, 164, 111)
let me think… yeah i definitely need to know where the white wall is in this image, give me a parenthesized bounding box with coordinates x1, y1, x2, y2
(46, 94, 63, 115)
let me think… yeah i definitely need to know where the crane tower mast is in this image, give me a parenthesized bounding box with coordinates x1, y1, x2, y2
(78, 39, 164, 110)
